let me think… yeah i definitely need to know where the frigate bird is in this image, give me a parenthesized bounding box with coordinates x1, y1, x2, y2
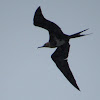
(33, 6, 90, 91)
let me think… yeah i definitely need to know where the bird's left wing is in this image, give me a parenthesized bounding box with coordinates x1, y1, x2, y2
(33, 6, 63, 35)
(51, 43, 80, 91)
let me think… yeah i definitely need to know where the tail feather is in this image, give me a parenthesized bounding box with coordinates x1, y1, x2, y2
(69, 28, 90, 38)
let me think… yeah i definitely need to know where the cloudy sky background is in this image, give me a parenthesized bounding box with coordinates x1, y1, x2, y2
(0, 0, 100, 100)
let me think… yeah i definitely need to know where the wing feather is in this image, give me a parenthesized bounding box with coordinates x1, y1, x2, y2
(33, 6, 63, 35)
(51, 43, 80, 91)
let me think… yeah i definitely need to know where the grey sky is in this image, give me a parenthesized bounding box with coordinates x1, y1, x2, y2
(0, 0, 100, 100)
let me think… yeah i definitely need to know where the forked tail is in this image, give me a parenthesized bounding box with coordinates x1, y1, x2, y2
(69, 28, 91, 39)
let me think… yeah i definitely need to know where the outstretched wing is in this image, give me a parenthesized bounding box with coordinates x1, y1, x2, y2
(33, 6, 63, 35)
(51, 43, 80, 91)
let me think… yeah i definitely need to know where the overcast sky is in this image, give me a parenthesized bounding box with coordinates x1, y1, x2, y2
(0, 0, 100, 100)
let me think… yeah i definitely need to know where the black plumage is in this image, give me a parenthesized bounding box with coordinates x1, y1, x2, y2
(33, 6, 89, 91)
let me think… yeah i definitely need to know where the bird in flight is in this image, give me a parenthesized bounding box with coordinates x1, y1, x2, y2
(33, 6, 90, 91)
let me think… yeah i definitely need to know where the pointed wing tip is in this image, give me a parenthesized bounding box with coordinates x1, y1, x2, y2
(34, 6, 41, 15)
(73, 81, 80, 91)
(37, 6, 41, 10)
(33, 6, 42, 25)
(72, 83, 80, 91)
(36, 6, 42, 13)
(76, 86, 80, 91)
(70, 81, 80, 91)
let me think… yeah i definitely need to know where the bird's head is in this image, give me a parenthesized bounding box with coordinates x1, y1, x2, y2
(38, 42, 50, 48)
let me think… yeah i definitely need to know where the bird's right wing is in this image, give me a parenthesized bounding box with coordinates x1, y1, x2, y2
(51, 43, 80, 91)
(33, 6, 63, 35)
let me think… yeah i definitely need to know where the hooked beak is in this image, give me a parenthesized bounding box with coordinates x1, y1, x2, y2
(37, 45, 44, 48)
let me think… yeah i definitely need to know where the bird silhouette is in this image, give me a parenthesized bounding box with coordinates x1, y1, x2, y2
(33, 6, 90, 91)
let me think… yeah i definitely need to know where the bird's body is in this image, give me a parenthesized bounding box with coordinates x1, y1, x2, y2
(33, 6, 89, 91)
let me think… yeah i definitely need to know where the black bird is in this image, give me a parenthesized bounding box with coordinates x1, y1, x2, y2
(33, 6, 90, 91)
